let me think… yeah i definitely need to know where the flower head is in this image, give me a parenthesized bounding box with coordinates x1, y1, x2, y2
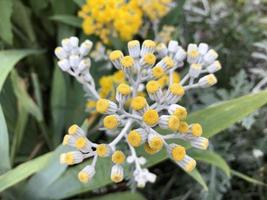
(56, 38, 222, 187)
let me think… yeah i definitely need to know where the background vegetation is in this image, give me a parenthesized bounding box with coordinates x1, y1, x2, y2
(0, 0, 266, 199)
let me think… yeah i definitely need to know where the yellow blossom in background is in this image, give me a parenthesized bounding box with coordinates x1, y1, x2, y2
(78, 0, 174, 43)
(86, 70, 126, 109)
(138, 0, 174, 21)
(78, 0, 142, 43)
(157, 25, 176, 43)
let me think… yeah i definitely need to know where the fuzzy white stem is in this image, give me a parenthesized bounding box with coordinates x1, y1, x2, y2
(128, 143, 142, 170)
(109, 120, 132, 147)
(91, 154, 98, 167)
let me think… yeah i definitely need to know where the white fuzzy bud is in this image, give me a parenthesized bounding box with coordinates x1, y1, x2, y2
(69, 55, 80, 68)
(168, 40, 179, 54)
(175, 47, 187, 62)
(78, 58, 91, 72)
(204, 49, 218, 64)
(58, 59, 70, 71)
(80, 40, 93, 56)
(69, 36, 79, 48)
(61, 38, 72, 51)
(55, 47, 68, 60)
(198, 43, 209, 55)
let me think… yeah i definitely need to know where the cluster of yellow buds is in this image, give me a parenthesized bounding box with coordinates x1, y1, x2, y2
(78, 0, 175, 43)
(56, 37, 221, 187)
(138, 0, 175, 21)
(78, 0, 142, 43)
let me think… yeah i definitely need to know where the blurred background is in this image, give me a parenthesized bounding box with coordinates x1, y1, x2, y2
(0, 0, 266, 199)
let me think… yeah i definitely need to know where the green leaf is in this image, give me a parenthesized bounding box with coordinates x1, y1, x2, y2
(231, 169, 267, 186)
(188, 90, 267, 138)
(50, 15, 82, 28)
(22, 146, 69, 199)
(190, 150, 231, 177)
(0, 50, 38, 92)
(10, 103, 29, 164)
(0, 153, 52, 192)
(0, 104, 11, 174)
(187, 169, 208, 191)
(10, 70, 43, 121)
(51, 67, 67, 145)
(73, 0, 86, 7)
(12, 1, 36, 43)
(0, 0, 13, 44)
(88, 191, 146, 200)
(2, 91, 267, 196)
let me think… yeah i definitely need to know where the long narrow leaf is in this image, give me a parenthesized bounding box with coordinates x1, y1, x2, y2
(50, 15, 82, 28)
(190, 149, 231, 177)
(51, 67, 67, 145)
(0, 153, 52, 192)
(10, 70, 43, 121)
(187, 169, 208, 191)
(88, 191, 146, 200)
(0, 104, 11, 174)
(0, 0, 13, 44)
(231, 169, 266, 186)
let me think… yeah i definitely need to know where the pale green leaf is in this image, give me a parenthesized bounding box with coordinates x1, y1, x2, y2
(88, 191, 146, 200)
(0, 0, 13, 44)
(0, 153, 52, 192)
(188, 90, 267, 138)
(187, 169, 208, 191)
(0, 104, 11, 174)
(22, 146, 69, 199)
(0, 50, 38, 92)
(190, 150, 231, 177)
(231, 169, 267, 186)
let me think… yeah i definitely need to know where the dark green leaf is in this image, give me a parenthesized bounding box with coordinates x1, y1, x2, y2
(0, 50, 39, 92)
(51, 67, 67, 145)
(10, 70, 43, 122)
(50, 15, 82, 28)
(0, 0, 13, 44)
(73, 0, 86, 7)
(12, 1, 36, 44)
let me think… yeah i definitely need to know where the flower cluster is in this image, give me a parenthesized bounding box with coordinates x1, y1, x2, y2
(78, 0, 175, 43)
(78, 0, 142, 43)
(56, 37, 221, 187)
(138, 0, 174, 21)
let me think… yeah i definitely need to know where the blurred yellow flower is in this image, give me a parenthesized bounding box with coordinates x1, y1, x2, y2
(79, 0, 142, 43)
(138, 0, 174, 21)
(78, 0, 174, 43)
